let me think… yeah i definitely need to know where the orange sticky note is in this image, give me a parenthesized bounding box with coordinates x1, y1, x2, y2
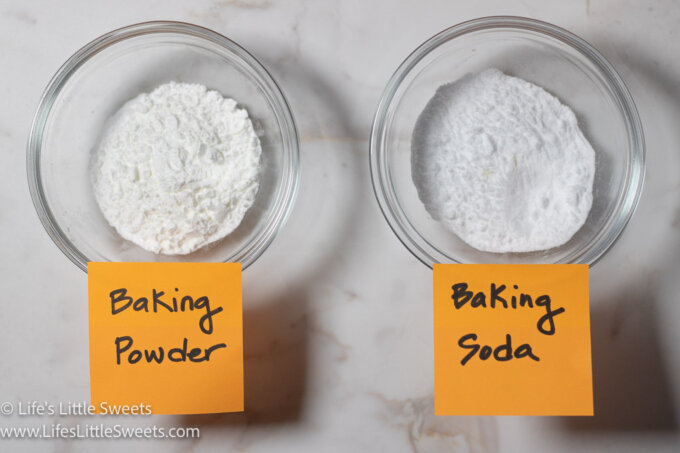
(88, 262, 244, 415)
(433, 264, 592, 415)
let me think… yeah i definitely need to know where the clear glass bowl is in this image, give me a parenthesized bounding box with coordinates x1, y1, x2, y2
(27, 21, 299, 272)
(370, 16, 645, 267)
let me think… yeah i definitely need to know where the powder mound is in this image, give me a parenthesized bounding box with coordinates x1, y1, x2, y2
(91, 82, 262, 255)
(412, 69, 595, 253)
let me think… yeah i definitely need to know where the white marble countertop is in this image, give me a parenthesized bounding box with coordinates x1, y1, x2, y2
(1, 0, 680, 451)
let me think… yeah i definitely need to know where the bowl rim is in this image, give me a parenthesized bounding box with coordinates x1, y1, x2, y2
(369, 15, 646, 268)
(26, 20, 300, 272)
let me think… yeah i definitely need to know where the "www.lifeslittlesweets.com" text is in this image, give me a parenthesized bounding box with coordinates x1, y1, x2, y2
(0, 423, 199, 439)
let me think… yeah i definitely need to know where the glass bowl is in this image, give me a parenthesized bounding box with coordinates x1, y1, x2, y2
(370, 16, 645, 267)
(27, 21, 299, 272)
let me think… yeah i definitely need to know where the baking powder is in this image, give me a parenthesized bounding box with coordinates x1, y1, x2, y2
(91, 82, 262, 255)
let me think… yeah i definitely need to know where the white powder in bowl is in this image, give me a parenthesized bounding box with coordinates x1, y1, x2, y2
(412, 69, 595, 253)
(91, 82, 262, 255)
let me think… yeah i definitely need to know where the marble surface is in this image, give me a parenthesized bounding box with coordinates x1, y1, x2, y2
(1, 0, 680, 451)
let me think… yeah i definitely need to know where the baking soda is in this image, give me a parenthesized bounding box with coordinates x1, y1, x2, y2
(91, 82, 262, 255)
(412, 69, 595, 253)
